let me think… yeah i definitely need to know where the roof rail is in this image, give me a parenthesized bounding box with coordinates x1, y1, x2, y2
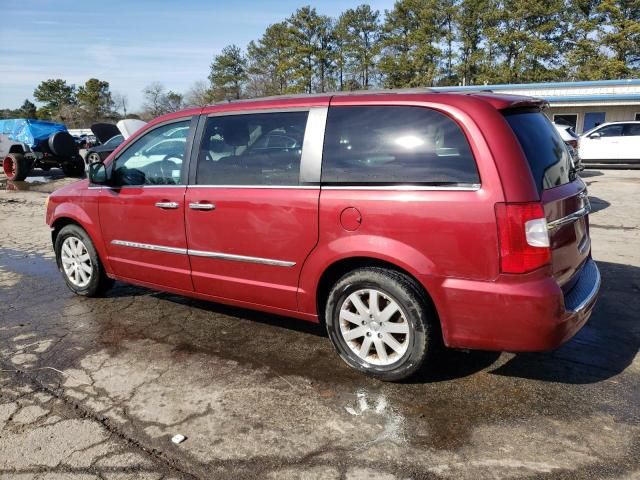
(206, 87, 437, 107)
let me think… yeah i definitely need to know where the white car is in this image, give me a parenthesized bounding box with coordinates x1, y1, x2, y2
(579, 121, 640, 166)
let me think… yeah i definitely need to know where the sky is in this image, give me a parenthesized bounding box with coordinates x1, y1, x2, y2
(0, 0, 396, 112)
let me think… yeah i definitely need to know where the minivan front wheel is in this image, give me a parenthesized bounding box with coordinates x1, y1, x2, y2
(325, 267, 435, 381)
(55, 224, 114, 296)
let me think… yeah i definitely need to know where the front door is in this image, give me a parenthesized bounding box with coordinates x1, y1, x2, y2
(184, 108, 326, 311)
(99, 118, 195, 291)
(581, 123, 625, 161)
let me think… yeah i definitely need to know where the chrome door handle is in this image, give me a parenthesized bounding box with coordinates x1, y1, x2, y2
(155, 201, 179, 209)
(189, 202, 215, 211)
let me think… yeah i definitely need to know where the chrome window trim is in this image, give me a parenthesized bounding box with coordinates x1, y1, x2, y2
(110, 240, 295, 267)
(187, 185, 318, 190)
(89, 185, 187, 190)
(206, 107, 311, 118)
(320, 184, 481, 191)
(300, 107, 328, 184)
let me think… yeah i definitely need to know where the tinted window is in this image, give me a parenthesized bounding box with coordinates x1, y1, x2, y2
(196, 112, 308, 186)
(321, 106, 479, 185)
(505, 112, 574, 192)
(104, 135, 124, 147)
(624, 124, 640, 136)
(112, 120, 190, 186)
(597, 125, 624, 137)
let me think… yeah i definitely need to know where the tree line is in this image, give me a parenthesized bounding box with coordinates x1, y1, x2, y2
(206, 0, 639, 101)
(2, 0, 638, 125)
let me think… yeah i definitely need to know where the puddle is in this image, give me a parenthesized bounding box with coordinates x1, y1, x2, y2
(0, 248, 59, 280)
(2, 170, 78, 192)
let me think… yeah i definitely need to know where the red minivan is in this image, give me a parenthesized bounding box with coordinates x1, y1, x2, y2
(45, 91, 600, 381)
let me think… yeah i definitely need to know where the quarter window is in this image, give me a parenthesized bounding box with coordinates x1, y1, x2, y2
(112, 121, 190, 186)
(623, 124, 640, 136)
(321, 106, 479, 185)
(195, 111, 309, 186)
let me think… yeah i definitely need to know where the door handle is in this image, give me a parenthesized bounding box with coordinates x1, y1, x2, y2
(155, 201, 179, 209)
(189, 202, 216, 211)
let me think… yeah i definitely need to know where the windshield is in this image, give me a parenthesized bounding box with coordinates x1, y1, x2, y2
(505, 111, 575, 193)
(104, 135, 124, 147)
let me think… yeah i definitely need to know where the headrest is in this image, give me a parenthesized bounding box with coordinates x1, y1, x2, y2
(221, 119, 249, 146)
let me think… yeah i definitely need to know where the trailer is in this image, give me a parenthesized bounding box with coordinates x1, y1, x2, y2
(0, 118, 85, 181)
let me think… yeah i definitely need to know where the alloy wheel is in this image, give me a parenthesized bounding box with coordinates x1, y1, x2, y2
(60, 236, 93, 288)
(338, 288, 411, 366)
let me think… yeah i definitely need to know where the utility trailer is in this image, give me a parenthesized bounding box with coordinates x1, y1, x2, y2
(0, 118, 85, 181)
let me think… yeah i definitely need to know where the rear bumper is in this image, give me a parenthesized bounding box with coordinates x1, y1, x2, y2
(430, 259, 601, 352)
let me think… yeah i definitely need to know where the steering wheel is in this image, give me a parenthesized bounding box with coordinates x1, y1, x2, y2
(154, 154, 182, 184)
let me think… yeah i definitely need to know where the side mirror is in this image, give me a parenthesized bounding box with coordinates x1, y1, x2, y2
(88, 162, 109, 185)
(589, 132, 601, 139)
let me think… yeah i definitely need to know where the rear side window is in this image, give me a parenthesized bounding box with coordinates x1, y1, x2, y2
(195, 111, 308, 186)
(505, 111, 574, 192)
(321, 106, 479, 186)
(624, 124, 640, 136)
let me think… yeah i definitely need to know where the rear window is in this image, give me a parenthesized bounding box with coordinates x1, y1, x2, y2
(505, 111, 574, 192)
(322, 106, 479, 186)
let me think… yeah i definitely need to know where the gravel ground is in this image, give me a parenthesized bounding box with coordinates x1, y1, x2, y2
(0, 167, 638, 479)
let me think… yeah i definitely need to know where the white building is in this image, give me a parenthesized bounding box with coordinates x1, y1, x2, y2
(433, 79, 640, 133)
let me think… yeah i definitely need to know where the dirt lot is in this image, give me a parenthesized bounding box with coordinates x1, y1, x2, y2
(0, 168, 638, 479)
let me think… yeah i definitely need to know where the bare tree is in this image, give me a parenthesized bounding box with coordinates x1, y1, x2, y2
(184, 81, 213, 107)
(112, 92, 128, 117)
(142, 82, 167, 118)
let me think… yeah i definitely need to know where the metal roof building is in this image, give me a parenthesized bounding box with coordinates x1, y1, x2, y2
(433, 79, 640, 133)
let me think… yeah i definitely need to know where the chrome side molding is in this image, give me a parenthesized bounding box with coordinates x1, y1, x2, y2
(188, 249, 296, 267)
(110, 240, 295, 267)
(111, 240, 187, 255)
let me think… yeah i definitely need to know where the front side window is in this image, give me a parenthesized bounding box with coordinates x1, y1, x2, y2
(321, 106, 479, 186)
(195, 111, 309, 186)
(596, 125, 624, 137)
(112, 121, 190, 186)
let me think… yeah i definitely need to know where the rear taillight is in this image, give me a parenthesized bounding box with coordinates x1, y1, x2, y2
(495, 202, 551, 274)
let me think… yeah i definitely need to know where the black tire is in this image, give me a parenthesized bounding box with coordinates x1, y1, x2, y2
(325, 267, 437, 381)
(3, 153, 31, 181)
(54, 224, 114, 297)
(61, 156, 86, 177)
(48, 131, 78, 158)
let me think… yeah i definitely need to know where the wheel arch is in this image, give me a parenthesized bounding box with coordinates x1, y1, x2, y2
(315, 256, 440, 331)
(50, 212, 113, 275)
(8, 144, 25, 154)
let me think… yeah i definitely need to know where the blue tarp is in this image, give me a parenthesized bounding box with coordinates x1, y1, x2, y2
(0, 118, 67, 149)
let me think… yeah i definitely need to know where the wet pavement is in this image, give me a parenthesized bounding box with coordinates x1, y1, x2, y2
(0, 169, 638, 479)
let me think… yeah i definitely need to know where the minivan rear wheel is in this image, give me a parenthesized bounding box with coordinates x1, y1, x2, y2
(325, 267, 435, 381)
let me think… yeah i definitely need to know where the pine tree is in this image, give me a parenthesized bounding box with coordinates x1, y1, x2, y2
(209, 45, 248, 100)
(339, 4, 381, 89)
(379, 0, 444, 88)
